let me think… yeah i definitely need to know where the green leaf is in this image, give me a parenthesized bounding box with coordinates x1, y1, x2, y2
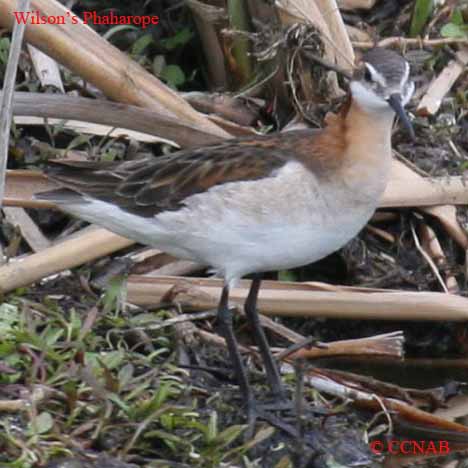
(0, 303, 19, 337)
(0, 37, 10, 64)
(99, 350, 126, 370)
(30, 412, 54, 435)
(132, 33, 154, 56)
(65, 134, 93, 152)
(213, 424, 244, 449)
(207, 411, 218, 442)
(410, 0, 434, 37)
(441, 23, 468, 38)
(161, 28, 193, 50)
(144, 429, 193, 453)
(154, 382, 174, 408)
(160, 65, 186, 89)
(102, 275, 126, 315)
(118, 363, 134, 387)
(42, 327, 64, 346)
(152, 55, 166, 76)
(225, 425, 274, 459)
(451, 8, 464, 26)
(132, 382, 175, 418)
(107, 392, 131, 414)
(278, 270, 298, 282)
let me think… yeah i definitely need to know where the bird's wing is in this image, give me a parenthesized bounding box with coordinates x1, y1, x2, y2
(37, 130, 319, 218)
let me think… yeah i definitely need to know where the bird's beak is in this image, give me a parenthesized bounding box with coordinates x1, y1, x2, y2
(387, 94, 415, 140)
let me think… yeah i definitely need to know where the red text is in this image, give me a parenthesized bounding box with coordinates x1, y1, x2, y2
(13, 11, 159, 29)
(13, 10, 78, 25)
(83, 11, 159, 29)
(370, 439, 451, 456)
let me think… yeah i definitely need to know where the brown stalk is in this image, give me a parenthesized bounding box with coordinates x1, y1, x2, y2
(183, 92, 261, 127)
(284, 331, 404, 360)
(4, 170, 57, 209)
(2, 92, 227, 148)
(197, 328, 403, 360)
(186, 0, 228, 90)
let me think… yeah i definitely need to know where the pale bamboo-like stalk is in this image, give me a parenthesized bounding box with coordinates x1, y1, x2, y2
(353, 37, 468, 49)
(0, 228, 133, 293)
(125, 276, 468, 321)
(386, 160, 468, 249)
(27, 45, 64, 91)
(417, 47, 468, 116)
(315, 0, 354, 68)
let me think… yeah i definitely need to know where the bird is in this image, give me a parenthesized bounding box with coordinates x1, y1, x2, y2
(35, 47, 414, 422)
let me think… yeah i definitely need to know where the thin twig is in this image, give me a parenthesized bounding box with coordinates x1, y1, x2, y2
(294, 358, 306, 457)
(0, 0, 30, 206)
(133, 310, 217, 332)
(276, 336, 326, 361)
(353, 37, 468, 49)
(410, 221, 449, 293)
(371, 394, 394, 435)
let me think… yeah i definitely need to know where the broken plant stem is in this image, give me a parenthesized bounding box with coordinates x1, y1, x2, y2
(410, 221, 449, 293)
(0, 0, 30, 206)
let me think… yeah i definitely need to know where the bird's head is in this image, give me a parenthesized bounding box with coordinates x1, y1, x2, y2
(350, 48, 415, 138)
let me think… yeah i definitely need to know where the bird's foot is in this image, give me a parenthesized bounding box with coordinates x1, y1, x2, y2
(243, 395, 297, 441)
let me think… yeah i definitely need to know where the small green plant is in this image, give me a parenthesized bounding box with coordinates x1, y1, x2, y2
(410, 0, 433, 37)
(441, 8, 468, 38)
(0, 36, 10, 64)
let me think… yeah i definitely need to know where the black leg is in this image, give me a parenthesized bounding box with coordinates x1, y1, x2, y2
(244, 275, 286, 400)
(217, 284, 254, 413)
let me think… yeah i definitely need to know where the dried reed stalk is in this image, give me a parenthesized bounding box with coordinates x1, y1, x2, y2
(1, 92, 228, 148)
(0, 227, 133, 293)
(126, 276, 468, 321)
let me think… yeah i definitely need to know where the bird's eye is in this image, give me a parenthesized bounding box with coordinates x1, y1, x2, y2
(364, 67, 373, 82)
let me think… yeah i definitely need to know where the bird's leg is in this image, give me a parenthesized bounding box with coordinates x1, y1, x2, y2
(244, 275, 286, 401)
(217, 284, 255, 421)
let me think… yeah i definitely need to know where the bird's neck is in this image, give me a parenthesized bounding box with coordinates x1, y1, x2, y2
(323, 95, 395, 202)
(344, 98, 395, 155)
